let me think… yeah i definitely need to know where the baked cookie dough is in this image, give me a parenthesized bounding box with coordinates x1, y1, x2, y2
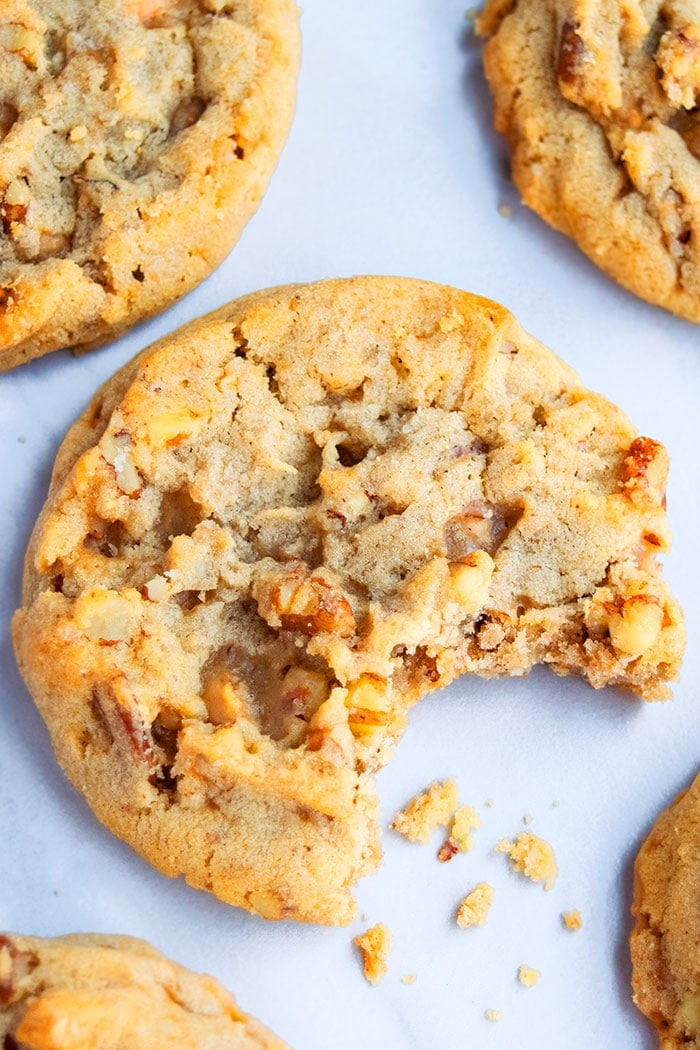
(631, 770, 700, 1048)
(0, 0, 299, 370)
(12, 276, 684, 925)
(478, 0, 700, 322)
(0, 932, 286, 1048)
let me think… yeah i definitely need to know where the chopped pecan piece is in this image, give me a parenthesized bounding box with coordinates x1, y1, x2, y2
(253, 563, 355, 638)
(0, 101, 18, 137)
(557, 20, 584, 84)
(1, 201, 27, 235)
(169, 96, 206, 136)
(345, 675, 391, 739)
(602, 594, 664, 658)
(657, 25, 700, 109)
(0, 936, 39, 1005)
(620, 437, 667, 505)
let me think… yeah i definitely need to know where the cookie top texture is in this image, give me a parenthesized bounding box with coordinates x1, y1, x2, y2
(631, 771, 700, 1049)
(12, 277, 685, 925)
(478, 0, 700, 322)
(0, 0, 300, 370)
(0, 932, 287, 1048)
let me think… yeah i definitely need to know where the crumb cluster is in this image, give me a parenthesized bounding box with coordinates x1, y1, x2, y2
(496, 832, 558, 890)
(391, 780, 459, 844)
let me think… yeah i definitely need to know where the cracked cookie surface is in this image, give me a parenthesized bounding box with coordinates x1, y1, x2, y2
(0, 0, 299, 370)
(631, 771, 700, 1049)
(0, 932, 287, 1048)
(12, 276, 685, 925)
(478, 0, 700, 322)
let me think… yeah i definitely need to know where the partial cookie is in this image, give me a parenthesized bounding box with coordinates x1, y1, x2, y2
(0, 0, 299, 370)
(12, 276, 684, 925)
(478, 0, 700, 322)
(0, 932, 286, 1048)
(631, 771, 700, 1048)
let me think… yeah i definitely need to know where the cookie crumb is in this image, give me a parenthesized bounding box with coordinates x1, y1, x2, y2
(354, 924, 391, 986)
(498, 203, 512, 218)
(562, 909, 583, 931)
(552, 800, 561, 808)
(456, 883, 494, 928)
(401, 974, 417, 985)
(439, 804, 480, 860)
(484, 1009, 502, 1022)
(523, 812, 533, 825)
(518, 964, 540, 987)
(392, 780, 458, 844)
(495, 832, 558, 890)
(485, 798, 494, 807)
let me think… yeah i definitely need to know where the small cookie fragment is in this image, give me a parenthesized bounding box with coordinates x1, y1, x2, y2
(438, 804, 480, 861)
(354, 924, 392, 986)
(401, 974, 417, 985)
(496, 832, 558, 890)
(0, 933, 286, 1048)
(484, 1009, 502, 1022)
(518, 964, 540, 987)
(392, 780, 458, 844)
(562, 909, 583, 931)
(456, 883, 495, 928)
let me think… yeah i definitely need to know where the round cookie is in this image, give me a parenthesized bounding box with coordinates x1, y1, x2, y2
(478, 0, 700, 322)
(631, 771, 700, 1049)
(12, 277, 684, 925)
(0, 932, 287, 1048)
(0, 0, 299, 370)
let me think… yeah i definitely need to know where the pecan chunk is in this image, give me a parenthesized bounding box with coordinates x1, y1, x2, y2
(0, 936, 39, 1005)
(253, 563, 356, 638)
(557, 21, 584, 84)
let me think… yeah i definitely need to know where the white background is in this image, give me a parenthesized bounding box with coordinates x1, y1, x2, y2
(1, 3, 699, 1048)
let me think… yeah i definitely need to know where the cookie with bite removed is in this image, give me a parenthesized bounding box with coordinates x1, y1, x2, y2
(12, 276, 684, 925)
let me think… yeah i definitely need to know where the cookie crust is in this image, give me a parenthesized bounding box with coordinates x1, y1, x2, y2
(479, 0, 700, 322)
(12, 277, 685, 925)
(0, 932, 287, 1048)
(631, 771, 700, 1049)
(0, 0, 299, 370)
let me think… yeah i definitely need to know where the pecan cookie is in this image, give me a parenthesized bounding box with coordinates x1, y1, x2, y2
(0, 932, 287, 1048)
(631, 771, 700, 1049)
(12, 277, 684, 925)
(0, 0, 299, 370)
(478, 0, 700, 322)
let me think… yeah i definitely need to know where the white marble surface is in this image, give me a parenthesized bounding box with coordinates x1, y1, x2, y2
(1, 2, 699, 1047)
